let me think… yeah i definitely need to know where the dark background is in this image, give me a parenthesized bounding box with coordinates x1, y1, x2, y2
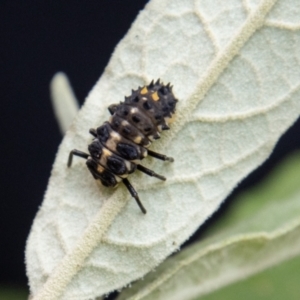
(1, 0, 299, 296)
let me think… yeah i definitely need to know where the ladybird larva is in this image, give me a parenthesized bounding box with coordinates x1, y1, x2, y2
(68, 79, 178, 214)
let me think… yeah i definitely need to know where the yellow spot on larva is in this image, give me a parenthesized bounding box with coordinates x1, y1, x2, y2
(133, 136, 142, 144)
(141, 86, 148, 94)
(97, 165, 105, 173)
(165, 115, 175, 124)
(152, 91, 159, 101)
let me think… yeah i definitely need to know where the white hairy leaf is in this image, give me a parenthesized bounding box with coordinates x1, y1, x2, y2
(50, 72, 79, 135)
(26, 0, 300, 299)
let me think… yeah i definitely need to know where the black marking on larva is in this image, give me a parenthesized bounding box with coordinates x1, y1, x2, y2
(132, 115, 140, 123)
(155, 114, 163, 120)
(106, 156, 127, 175)
(67, 80, 178, 214)
(96, 124, 110, 143)
(88, 140, 102, 159)
(116, 143, 139, 160)
(86, 158, 117, 187)
(143, 100, 152, 110)
(123, 127, 131, 134)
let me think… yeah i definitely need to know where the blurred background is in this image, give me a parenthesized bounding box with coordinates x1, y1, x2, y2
(1, 1, 299, 299)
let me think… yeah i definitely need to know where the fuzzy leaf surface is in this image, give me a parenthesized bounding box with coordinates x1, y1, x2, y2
(26, 0, 300, 299)
(50, 72, 79, 135)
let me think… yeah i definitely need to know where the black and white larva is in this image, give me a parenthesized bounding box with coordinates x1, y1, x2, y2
(67, 79, 178, 214)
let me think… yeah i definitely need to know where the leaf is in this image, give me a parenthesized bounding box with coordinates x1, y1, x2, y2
(50, 72, 79, 135)
(26, 0, 300, 299)
(116, 152, 300, 300)
(200, 254, 300, 300)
